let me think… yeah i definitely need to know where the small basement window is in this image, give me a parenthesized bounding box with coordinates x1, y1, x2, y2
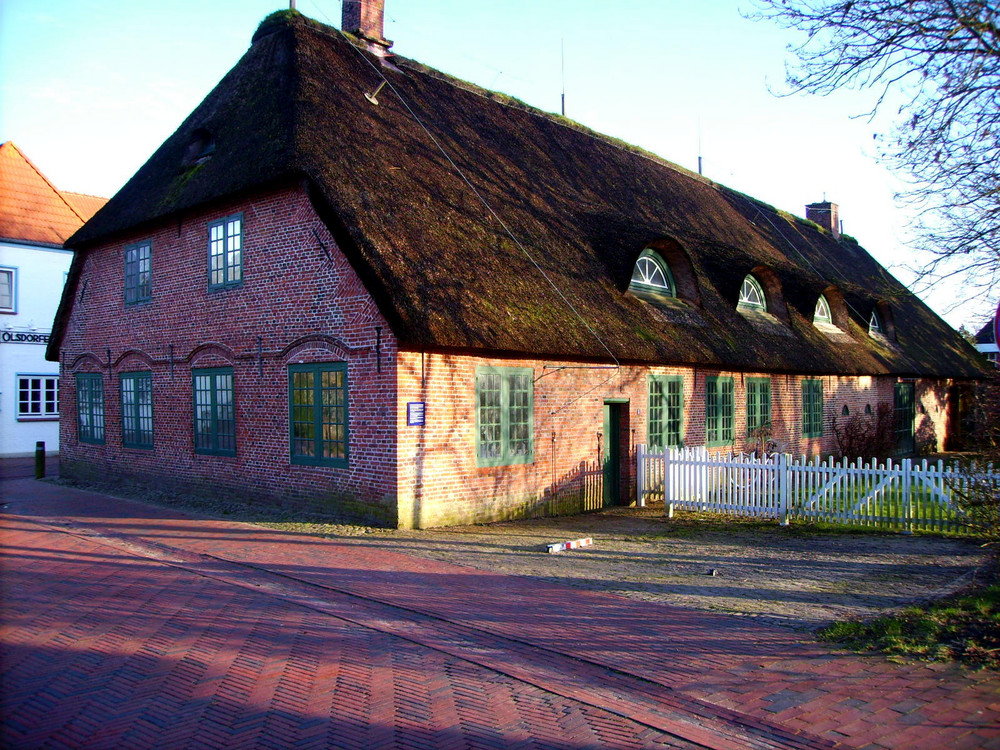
(630, 249, 675, 299)
(737, 275, 766, 312)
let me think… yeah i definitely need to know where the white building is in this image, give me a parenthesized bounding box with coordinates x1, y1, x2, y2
(0, 142, 105, 457)
(974, 318, 999, 368)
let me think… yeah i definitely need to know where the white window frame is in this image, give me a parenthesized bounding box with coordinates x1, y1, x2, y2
(630, 249, 675, 295)
(0, 266, 16, 313)
(738, 275, 766, 311)
(814, 295, 832, 325)
(869, 310, 883, 336)
(16, 374, 59, 421)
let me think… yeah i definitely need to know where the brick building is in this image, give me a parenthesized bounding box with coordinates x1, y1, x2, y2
(47, 6, 987, 527)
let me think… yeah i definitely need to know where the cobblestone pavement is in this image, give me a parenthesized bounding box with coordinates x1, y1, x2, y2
(2, 477, 998, 749)
(324, 512, 991, 631)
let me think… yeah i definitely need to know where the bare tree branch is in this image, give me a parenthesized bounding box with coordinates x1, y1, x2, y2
(750, 1, 1000, 300)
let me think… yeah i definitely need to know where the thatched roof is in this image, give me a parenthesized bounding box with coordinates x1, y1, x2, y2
(51, 11, 987, 378)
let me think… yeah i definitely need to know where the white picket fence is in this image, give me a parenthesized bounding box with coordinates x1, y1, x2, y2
(636, 446, 998, 533)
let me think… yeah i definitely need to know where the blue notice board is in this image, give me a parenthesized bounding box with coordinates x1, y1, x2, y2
(407, 401, 426, 426)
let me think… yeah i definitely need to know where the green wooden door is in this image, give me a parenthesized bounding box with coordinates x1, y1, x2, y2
(894, 382, 915, 455)
(603, 402, 623, 507)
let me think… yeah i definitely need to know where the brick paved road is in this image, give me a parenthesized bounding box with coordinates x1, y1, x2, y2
(2, 477, 998, 749)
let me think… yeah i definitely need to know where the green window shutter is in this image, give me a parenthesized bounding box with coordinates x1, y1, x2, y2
(288, 363, 349, 467)
(648, 375, 683, 449)
(121, 371, 153, 449)
(193, 368, 236, 456)
(648, 376, 664, 448)
(802, 379, 824, 438)
(665, 377, 683, 447)
(706, 376, 734, 448)
(746, 377, 771, 436)
(76, 373, 105, 445)
(476, 366, 534, 467)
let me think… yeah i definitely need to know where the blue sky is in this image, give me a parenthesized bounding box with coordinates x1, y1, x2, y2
(1, 0, 985, 330)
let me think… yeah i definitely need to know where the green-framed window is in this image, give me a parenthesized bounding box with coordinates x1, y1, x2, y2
(193, 367, 236, 456)
(76, 373, 105, 445)
(630, 248, 676, 301)
(475, 366, 534, 467)
(121, 371, 153, 449)
(746, 377, 771, 437)
(289, 362, 348, 467)
(802, 379, 824, 438)
(648, 374, 683, 448)
(208, 214, 243, 290)
(124, 240, 152, 305)
(705, 376, 734, 447)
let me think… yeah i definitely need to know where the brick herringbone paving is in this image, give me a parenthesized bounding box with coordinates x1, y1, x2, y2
(3, 478, 999, 749)
(2, 516, 710, 749)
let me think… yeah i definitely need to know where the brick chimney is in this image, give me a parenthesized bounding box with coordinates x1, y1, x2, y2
(342, 0, 392, 54)
(806, 200, 840, 239)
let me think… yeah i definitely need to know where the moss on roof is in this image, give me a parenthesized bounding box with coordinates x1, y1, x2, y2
(54, 12, 987, 378)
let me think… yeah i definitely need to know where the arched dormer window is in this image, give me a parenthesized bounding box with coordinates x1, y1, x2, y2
(814, 295, 833, 325)
(738, 275, 766, 312)
(630, 249, 675, 297)
(869, 310, 883, 336)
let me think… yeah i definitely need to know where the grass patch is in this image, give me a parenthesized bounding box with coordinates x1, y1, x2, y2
(817, 566, 1000, 670)
(657, 509, 899, 538)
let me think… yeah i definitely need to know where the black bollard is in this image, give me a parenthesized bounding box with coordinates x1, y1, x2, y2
(35, 441, 45, 479)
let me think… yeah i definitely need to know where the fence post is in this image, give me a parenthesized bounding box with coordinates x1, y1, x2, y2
(664, 447, 674, 518)
(778, 452, 790, 526)
(636, 444, 645, 508)
(902, 458, 912, 534)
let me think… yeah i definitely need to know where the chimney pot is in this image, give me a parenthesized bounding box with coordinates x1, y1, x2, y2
(806, 200, 840, 239)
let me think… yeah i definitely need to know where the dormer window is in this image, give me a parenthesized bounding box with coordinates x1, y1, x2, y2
(814, 295, 832, 325)
(629, 248, 678, 306)
(630, 249, 675, 296)
(183, 128, 216, 165)
(738, 275, 766, 312)
(869, 310, 883, 336)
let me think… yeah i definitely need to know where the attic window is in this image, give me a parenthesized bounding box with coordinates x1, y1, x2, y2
(737, 275, 766, 312)
(629, 249, 676, 302)
(631, 250, 674, 293)
(184, 128, 216, 164)
(814, 295, 833, 325)
(869, 310, 883, 336)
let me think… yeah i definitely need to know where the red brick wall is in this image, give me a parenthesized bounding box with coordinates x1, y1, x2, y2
(58, 183, 399, 523)
(395, 353, 949, 527)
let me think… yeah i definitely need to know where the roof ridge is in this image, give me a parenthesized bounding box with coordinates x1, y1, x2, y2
(2, 141, 89, 224)
(392, 56, 718, 190)
(62, 189, 105, 200)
